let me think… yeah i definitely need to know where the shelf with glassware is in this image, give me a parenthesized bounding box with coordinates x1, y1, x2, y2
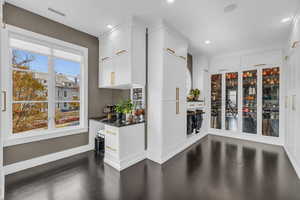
(225, 72, 238, 131)
(211, 74, 222, 129)
(242, 70, 258, 134)
(262, 67, 280, 137)
(210, 66, 281, 139)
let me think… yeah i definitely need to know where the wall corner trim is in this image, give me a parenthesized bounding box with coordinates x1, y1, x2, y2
(284, 146, 300, 179)
(4, 144, 93, 175)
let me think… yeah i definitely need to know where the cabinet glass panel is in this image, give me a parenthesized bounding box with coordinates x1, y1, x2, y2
(211, 74, 222, 129)
(225, 73, 238, 131)
(242, 70, 257, 134)
(262, 67, 280, 137)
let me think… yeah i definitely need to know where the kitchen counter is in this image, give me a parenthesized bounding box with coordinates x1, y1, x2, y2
(90, 117, 145, 128)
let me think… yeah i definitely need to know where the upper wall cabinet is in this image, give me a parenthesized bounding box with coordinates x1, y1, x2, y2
(289, 16, 300, 50)
(241, 50, 282, 67)
(164, 28, 187, 58)
(99, 18, 146, 89)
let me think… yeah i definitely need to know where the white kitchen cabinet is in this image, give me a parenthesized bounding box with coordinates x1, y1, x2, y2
(161, 101, 186, 154)
(99, 17, 146, 89)
(241, 50, 282, 67)
(285, 47, 300, 162)
(162, 51, 187, 101)
(99, 57, 114, 87)
(148, 22, 189, 164)
(103, 123, 146, 171)
(114, 50, 131, 85)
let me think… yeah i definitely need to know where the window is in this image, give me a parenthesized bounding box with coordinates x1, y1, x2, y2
(2, 26, 88, 144)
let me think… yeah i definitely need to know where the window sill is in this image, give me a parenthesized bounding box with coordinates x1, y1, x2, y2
(4, 127, 88, 147)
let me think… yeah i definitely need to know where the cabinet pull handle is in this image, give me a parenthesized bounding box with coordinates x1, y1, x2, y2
(106, 146, 117, 152)
(179, 56, 187, 60)
(176, 88, 179, 101)
(292, 41, 299, 49)
(176, 102, 180, 115)
(285, 96, 288, 109)
(176, 88, 179, 115)
(101, 57, 110, 61)
(115, 49, 127, 55)
(106, 130, 116, 135)
(2, 91, 6, 112)
(166, 48, 175, 54)
(111, 72, 115, 85)
(292, 95, 296, 111)
(253, 64, 266, 67)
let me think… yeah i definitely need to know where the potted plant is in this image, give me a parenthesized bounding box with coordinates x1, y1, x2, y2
(114, 103, 124, 122)
(123, 100, 134, 122)
(188, 89, 195, 101)
(192, 89, 200, 101)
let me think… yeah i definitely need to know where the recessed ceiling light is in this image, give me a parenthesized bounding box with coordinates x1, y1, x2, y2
(166, 0, 175, 4)
(281, 17, 292, 23)
(106, 24, 113, 29)
(224, 3, 238, 13)
(205, 40, 211, 44)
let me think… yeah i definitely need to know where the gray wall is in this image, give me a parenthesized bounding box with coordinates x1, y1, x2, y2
(3, 3, 116, 165)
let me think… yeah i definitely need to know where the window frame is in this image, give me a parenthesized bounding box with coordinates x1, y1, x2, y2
(1, 25, 88, 147)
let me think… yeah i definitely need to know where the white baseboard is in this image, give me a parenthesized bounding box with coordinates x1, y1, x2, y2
(160, 133, 208, 164)
(104, 151, 147, 171)
(284, 146, 300, 179)
(4, 144, 93, 175)
(208, 131, 283, 146)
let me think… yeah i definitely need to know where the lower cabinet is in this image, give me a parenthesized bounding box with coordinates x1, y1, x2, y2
(104, 123, 145, 171)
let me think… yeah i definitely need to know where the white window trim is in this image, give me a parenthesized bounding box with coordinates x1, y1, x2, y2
(1, 25, 88, 147)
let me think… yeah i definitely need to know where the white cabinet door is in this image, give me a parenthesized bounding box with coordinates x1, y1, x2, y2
(241, 50, 282, 67)
(114, 51, 131, 86)
(162, 51, 186, 101)
(162, 51, 178, 101)
(99, 36, 113, 60)
(99, 57, 114, 87)
(105, 127, 119, 158)
(111, 24, 131, 54)
(162, 101, 186, 149)
(164, 29, 187, 58)
(177, 56, 187, 100)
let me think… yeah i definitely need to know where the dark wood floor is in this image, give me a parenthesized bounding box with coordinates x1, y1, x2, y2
(5, 135, 300, 200)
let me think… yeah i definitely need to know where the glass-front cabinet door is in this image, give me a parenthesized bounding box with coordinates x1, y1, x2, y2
(242, 70, 257, 134)
(211, 74, 222, 129)
(262, 67, 280, 137)
(225, 73, 238, 131)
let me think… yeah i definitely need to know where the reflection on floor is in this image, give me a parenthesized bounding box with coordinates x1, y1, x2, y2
(5, 135, 300, 200)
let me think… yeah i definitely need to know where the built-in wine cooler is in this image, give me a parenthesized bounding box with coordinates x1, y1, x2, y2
(210, 66, 280, 138)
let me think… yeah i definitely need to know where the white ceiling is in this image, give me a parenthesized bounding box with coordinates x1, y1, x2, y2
(7, 0, 300, 56)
